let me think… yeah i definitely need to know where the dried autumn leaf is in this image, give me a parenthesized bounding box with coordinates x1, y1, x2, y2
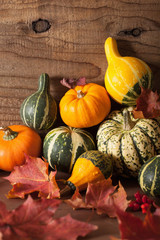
(133, 87, 160, 119)
(46, 214, 98, 240)
(115, 205, 160, 240)
(0, 195, 61, 240)
(4, 154, 60, 199)
(60, 77, 86, 89)
(66, 179, 129, 218)
(0, 195, 97, 240)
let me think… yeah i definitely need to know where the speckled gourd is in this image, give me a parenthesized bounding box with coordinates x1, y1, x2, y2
(97, 107, 160, 178)
(104, 37, 152, 106)
(20, 73, 57, 130)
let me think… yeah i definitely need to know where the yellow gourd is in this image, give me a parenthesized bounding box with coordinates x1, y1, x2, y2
(60, 150, 113, 196)
(104, 37, 152, 106)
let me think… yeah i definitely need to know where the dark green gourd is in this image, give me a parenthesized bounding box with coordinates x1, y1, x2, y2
(20, 73, 57, 130)
(43, 126, 96, 173)
(138, 155, 160, 198)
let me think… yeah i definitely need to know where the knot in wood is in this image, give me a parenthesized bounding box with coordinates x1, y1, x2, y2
(118, 27, 143, 37)
(32, 18, 51, 33)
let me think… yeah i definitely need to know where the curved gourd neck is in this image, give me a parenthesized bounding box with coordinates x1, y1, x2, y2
(38, 73, 50, 92)
(105, 37, 121, 64)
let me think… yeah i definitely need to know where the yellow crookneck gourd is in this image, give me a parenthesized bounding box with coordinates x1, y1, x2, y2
(104, 37, 152, 106)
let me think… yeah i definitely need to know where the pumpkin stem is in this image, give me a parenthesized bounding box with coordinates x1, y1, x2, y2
(77, 90, 85, 99)
(123, 109, 136, 131)
(60, 185, 72, 197)
(0, 127, 18, 141)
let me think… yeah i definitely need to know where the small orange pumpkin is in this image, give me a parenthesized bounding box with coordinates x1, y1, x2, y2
(59, 83, 111, 128)
(0, 125, 42, 171)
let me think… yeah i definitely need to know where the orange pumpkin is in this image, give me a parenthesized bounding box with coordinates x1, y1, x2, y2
(0, 125, 42, 171)
(59, 83, 111, 128)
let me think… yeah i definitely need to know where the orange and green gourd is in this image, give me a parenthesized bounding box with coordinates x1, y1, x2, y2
(60, 150, 113, 195)
(104, 37, 152, 106)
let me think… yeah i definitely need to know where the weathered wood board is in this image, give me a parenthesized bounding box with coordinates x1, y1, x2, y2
(0, 0, 160, 127)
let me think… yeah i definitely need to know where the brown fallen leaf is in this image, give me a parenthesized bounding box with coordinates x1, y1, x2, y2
(4, 154, 60, 199)
(133, 87, 160, 119)
(115, 205, 160, 240)
(0, 195, 97, 240)
(60, 77, 86, 89)
(66, 179, 130, 218)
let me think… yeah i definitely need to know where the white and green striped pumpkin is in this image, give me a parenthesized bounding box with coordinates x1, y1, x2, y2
(97, 107, 160, 178)
(43, 126, 96, 173)
(20, 73, 57, 130)
(138, 155, 160, 198)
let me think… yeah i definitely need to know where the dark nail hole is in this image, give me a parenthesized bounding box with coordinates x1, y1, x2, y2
(32, 18, 51, 33)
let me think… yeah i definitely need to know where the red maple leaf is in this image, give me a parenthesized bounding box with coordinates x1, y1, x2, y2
(0, 195, 97, 240)
(4, 155, 60, 199)
(115, 205, 160, 240)
(66, 179, 130, 218)
(133, 87, 160, 119)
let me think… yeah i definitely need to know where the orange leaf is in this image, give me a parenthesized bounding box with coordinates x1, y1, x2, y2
(4, 154, 60, 199)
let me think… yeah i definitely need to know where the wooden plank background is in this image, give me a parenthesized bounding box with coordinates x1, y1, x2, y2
(0, 0, 160, 127)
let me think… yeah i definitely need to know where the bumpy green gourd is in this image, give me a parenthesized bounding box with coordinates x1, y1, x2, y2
(20, 73, 57, 130)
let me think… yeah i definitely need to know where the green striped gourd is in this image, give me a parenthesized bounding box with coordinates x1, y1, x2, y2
(104, 37, 152, 106)
(20, 73, 57, 130)
(138, 155, 160, 198)
(43, 126, 96, 173)
(97, 107, 160, 178)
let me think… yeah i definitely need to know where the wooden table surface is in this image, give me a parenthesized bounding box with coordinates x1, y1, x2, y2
(0, 170, 142, 240)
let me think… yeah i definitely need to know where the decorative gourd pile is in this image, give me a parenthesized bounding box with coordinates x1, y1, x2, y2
(1, 37, 160, 199)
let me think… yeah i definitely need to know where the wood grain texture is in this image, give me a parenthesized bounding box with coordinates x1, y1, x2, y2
(0, 0, 160, 127)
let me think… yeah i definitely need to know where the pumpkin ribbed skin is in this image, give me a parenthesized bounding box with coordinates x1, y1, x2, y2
(138, 155, 160, 198)
(67, 150, 113, 191)
(20, 73, 57, 130)
(59, 83, 111, 128)
(0, 125, 42, 171)
(104, 37, 152, 106)
(43, 126, 96, 173)
(97, 107, 160, 177)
